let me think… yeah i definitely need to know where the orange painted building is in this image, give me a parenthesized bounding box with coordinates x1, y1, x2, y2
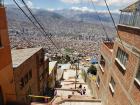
(0, 4, 16, 105)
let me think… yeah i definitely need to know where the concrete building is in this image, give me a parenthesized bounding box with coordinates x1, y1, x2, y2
(11, 47, 49, 103)
(46, 61, 57, 97)
(48, 61, 57, 89)
(0, 3, 16, 104)
(94, 1, 140, 105)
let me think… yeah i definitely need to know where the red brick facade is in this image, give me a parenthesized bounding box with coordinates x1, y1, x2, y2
(12, 48, 49, 103)
(94, 25, 140, 105)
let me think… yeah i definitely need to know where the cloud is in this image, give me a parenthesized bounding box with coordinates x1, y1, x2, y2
(60, 0, 98, 4)
(71, 6, 119, 13)
(94, 0, 137, 7)
(71, 6, 95, 12)
(60, 0, 81, 4)
(98, 9, 119, 13)
(47, 8, 63, 11)
(60, 0, 137, 8)
(26, 0, 34, 8)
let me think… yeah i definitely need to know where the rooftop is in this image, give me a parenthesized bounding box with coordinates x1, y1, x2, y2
(49, 61, 57, 74)
(11, 47, 42, 68)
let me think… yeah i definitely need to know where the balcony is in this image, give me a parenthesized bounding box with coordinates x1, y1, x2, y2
(103, 41, 114, 52)
(100, 41, 114, 61)
(119, 1, 140, 28)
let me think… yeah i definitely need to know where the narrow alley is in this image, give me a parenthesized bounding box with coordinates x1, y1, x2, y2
(51, 64, 101, 105)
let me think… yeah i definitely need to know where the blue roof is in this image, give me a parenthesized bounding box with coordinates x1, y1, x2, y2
(91, 58, 98, 64)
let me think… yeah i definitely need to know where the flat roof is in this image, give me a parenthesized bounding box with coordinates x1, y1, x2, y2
(11, 47, 42, 68)
(49, 61, 57, 74)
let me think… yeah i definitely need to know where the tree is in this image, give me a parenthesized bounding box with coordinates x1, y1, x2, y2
(65, 55, 71, 63)
(87, 65, 97, 75)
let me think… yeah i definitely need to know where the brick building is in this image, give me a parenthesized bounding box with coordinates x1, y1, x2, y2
(11, 47, 49, 103)
(0, 2, 52, 104)
(94, 1, 140, 105)
(0, 3, 16, 105)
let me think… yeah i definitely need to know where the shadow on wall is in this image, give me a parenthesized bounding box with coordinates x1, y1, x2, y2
(6, 101, 30, 105)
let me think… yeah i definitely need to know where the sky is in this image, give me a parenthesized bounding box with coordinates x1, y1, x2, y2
(5, 0, 138, 13)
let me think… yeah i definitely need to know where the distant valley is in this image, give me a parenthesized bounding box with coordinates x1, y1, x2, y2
(6, 5, 119, 56)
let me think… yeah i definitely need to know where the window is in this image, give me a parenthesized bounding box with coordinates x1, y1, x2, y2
(20, 78, 24, 89)
(99, 55, 105, 72)
(115, 48, 128, 70)
(135, 64, 140, 86)
(109, 77, 116, 94)
(100, 55, 105, 67)
(116, 48, 128, 66)
(20, 70, 32, 89)
(39, 51, 44, 65)
(29, 70, 32, 80)
(39, 67, 44, 80)
(24, 74, 28, 85)
(96, 76, 100, 87)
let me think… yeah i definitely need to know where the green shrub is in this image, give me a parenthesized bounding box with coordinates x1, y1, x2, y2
(87, 65, 97, 75)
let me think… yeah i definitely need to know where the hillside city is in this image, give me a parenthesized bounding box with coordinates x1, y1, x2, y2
(0, 0, 140, 105)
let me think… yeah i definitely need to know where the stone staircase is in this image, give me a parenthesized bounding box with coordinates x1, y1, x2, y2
(51, 95, 101, 105)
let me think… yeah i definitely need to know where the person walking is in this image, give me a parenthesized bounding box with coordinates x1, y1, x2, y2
(83, 87, 86, 95)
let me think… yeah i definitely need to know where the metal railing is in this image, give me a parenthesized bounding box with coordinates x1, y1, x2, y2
(119, 11, 140, 27)
(119, 0, 140, 28)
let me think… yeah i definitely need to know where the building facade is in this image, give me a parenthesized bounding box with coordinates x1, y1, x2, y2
(46, 61, 57, 97)
(0, 4, 16, 105)
(95, 1, 140, 105)
(11, 47, 49, 103)
(0, 3, 51, 104)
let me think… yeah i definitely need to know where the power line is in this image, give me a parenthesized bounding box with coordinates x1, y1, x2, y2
(13, 0, 62, 54)
(21, 0, 61, 52)
(89, 0, 109, 41)
(21, 0, 62, 53)
(103, 0, 126, 50)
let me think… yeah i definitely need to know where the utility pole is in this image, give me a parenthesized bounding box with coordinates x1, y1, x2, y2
(75, 65, 77, 89)
(75, 64, 77, 89)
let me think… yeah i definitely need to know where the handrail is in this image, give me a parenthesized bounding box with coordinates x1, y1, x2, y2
(47, 95, 58, 105)
(56, 98, 101, 104)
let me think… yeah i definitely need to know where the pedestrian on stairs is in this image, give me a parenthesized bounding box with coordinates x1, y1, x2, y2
(83, 87, 86, 95)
